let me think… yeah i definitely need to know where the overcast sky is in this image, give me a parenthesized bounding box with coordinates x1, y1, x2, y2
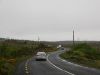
(0, 0, 100, 41)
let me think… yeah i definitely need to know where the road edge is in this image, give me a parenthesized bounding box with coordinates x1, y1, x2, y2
(47, 54, 75, 75)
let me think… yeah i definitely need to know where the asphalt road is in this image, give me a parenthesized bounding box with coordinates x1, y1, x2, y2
(15, 49, 100, 75)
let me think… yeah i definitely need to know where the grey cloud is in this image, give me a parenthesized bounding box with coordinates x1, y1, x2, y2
(0, 0, 100, 41)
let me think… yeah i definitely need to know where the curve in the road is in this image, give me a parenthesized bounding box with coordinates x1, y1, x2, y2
(28, 58, 69, 75)
(47, 54, 75, 75)
(47, 50, 100, 75)
(15, 50, 100, 75)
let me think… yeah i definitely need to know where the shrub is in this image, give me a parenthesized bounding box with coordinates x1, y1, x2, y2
(72, 43, 100, 60)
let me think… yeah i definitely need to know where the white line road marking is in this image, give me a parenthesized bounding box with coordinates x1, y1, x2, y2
(25, 68, 28, 71)
(25, 60, 30, 75)
(47, 54, 75, 75)
(26, 71, 29, 74)
(57, 55, 99, 71)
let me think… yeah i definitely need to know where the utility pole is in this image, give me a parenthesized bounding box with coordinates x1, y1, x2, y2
(73, 30, 75, 46)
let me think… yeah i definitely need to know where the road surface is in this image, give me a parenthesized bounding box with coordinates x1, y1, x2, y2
(15, 49, 100, 75)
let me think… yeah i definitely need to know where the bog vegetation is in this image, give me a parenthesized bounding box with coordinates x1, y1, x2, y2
(60, 43, 100, 69)
(0, 39, 55, 75)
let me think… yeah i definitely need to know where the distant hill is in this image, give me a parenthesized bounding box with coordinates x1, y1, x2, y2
(0, 37, 100, 47)
(0, 38, 6, 41)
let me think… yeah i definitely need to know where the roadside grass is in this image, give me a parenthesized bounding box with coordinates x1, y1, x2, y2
(0, 39, 56, 75)
(60, 43, 100, 69)
(0, 55, 32, 75)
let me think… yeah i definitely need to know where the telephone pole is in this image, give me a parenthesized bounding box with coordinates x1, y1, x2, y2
(73, 30, 75, 46)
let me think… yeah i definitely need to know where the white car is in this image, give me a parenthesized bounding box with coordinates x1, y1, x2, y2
(35, 52, 47, 61)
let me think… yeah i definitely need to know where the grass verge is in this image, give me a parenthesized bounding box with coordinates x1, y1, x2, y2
(0, 55, 32, 75)
(60, 43, 100, 69)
